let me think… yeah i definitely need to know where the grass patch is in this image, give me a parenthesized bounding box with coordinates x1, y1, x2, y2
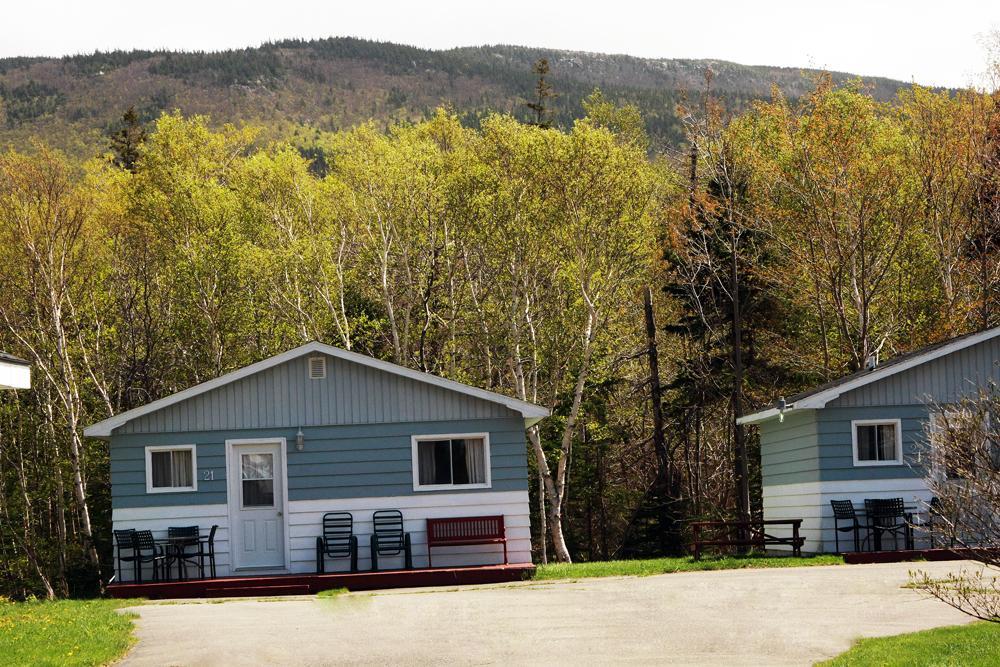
(316, 587, 349, 598)
(0, 598, 139, 666)
(817, 621, 1000, 666)
(534, 554, 844, 580)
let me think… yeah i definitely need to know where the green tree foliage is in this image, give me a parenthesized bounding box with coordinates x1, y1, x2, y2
(2, 76, 1000, 596)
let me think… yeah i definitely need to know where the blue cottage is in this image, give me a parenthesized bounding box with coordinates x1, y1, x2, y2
(740, 326, 1000, 553)
(85, 342, 548, 580)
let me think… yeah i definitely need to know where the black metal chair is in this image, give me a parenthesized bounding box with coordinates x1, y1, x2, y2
(167, 525, 203, 580)
(199, 525, 219, 578)
(830, 500, 868, 552)
(133, 529, 167, 583)
(316, 512, 358, 573)
(113, 529, 139, 582)
(927, 497, 957, 549)
(370, 509, 412, 571)
(865, 498, 914, 551)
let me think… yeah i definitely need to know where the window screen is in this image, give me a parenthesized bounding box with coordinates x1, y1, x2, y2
(856, 423, 898, 462)
(416, 437, 486, 487)
(150, 448, 194, 489)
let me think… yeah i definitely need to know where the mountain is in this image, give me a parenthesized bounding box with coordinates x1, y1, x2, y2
(0, 37, 918, 156)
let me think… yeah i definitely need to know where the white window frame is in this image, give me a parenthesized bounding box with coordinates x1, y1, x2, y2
(411, 432, 491, 491)
(851, 419, 903, 467)
(145, 444, 198, 493)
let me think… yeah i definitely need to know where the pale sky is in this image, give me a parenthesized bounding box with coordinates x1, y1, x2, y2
(3, 1, 998, 88)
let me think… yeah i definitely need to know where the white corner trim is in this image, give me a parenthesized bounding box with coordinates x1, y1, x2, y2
(741, 326, 1000, 424)
(84, 341, 550, 437)
(144, 444, 198, 493)
(411, 432, 492, 492)
(851, 418, 904, 467)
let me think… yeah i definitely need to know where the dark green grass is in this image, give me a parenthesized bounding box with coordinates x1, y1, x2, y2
(817, 621, 1000, 666)
(533, 553, 844, 580)
(0, 598, 138, 666)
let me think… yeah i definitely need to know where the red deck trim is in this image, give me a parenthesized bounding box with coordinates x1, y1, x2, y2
(107, 563, 535, 600)
(843, 547, 1000, 565)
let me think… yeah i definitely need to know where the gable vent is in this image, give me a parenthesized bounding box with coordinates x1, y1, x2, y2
(308, 356, 326, 380)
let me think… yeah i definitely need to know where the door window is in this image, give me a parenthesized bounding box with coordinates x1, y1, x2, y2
(241, 453, 274, 507)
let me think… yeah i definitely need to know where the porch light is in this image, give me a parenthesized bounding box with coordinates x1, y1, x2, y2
(295, 428, 305, 452)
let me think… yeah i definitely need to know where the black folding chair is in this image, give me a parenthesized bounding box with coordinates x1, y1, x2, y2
(830, 500, 869, 552)
(316, 512, 358, 573)
(865, 498, 913, 551)
(370, 509, 412, 571)
(167, 526, 203, 580)
(133, 529, 167, 583)
(114, 529, 139, 582)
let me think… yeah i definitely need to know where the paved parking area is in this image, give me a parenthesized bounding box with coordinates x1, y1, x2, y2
(120, 560, 975, 666)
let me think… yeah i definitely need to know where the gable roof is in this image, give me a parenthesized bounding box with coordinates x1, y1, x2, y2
(738, 326, 1000, 425)
(0, 351, 31, 390)
(0, 352, 30, 367)
(84, 342, 550, 438)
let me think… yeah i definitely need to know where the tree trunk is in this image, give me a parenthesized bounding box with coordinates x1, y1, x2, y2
(730, 231, 751, 525)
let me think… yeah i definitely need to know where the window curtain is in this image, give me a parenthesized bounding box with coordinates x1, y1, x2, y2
(151, 451, 172, 487)
(876, 424, 896, 460)
(419, 441, 438, 485)
(172, 450, 193, 487)
(463, 439, 485, 484)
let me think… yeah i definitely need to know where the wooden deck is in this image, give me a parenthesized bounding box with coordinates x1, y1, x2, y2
(107, 563, 535, 600)
(843, 547, 999, 565)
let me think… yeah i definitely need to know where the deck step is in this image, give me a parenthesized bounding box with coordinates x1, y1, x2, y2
(203, 584, 312, 598)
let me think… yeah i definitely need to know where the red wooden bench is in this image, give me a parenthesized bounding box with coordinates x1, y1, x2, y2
(426, 515, 507, 567)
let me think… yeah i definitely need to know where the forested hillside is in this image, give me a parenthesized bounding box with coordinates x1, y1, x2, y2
(0, 37, 914, 155)
(1, 37, 998, 599)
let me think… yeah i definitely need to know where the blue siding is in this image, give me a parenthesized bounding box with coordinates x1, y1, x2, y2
(760, 410, 820, 486)
(815, 406, 928, 481)
(110, 417, 529, 509)
(828, 336, 1000, 408)
(118, 353, 512, 434)
(760, 405, 931, 488)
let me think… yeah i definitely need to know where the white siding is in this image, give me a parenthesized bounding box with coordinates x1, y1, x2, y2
(112, 490, 531, 581)
(289, 490, 531, 572)
(111, 504, 229, 583)
(763, 478, 933, 553)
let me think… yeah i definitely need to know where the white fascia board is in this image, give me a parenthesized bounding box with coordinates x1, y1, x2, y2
(84, 342, 549, 438)
(0, 361, 30, 390)
(736, 406, 798, 425)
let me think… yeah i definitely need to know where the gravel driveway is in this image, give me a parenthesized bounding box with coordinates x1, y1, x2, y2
(119, 560, 975, 666)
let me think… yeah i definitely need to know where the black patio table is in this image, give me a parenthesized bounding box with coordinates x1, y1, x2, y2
(155, 533, 209, 580)
(859, 501, 918, 551)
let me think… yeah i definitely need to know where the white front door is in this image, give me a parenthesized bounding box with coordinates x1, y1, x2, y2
(228, 440, 286, 570)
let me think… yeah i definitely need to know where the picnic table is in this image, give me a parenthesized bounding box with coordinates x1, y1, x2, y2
(689, 519, 803, 560)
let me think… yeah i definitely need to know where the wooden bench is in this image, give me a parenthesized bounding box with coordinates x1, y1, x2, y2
(426, 515, 507, 568)
(690, 519, 804, 560)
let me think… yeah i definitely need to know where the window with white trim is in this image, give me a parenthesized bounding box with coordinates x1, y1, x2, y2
(146, 445, 197, 492)
(412, 434, 490, 490)
(852, 420, 902, 465)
